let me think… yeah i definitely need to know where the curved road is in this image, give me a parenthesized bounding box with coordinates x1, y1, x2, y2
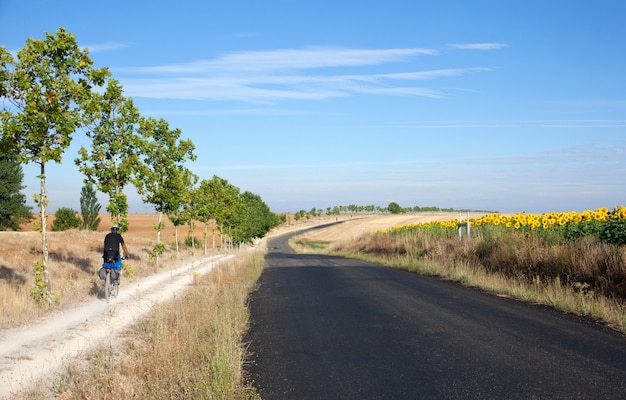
(245, 229, 626, 399)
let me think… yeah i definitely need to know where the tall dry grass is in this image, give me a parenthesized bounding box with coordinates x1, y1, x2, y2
(25, 249, 264, 400)
(0, 229, 221, 329)
(324, 227, 626, 334)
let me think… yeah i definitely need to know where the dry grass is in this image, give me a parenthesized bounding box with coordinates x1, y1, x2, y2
(0, 214, 222, 329)
(17, 250, 263, 400)
(59, 251, 262, 399)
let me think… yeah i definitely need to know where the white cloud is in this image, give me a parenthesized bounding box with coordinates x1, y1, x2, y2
(83, 42, 134, 53)
(122, 47, 439, 75)
(379, 67, 491, 80)
(116, 46, 493, 102)
(121, 71, 453, 101)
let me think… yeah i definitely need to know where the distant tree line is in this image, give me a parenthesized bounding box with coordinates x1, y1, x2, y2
(292, 203, 497, 220)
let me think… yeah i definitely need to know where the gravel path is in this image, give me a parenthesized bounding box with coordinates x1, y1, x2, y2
(0, 254, 232, 399)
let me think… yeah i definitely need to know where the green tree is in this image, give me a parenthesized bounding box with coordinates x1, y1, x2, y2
(0, 151, 32, 230)
(164, 167, 198, 257)
(51, 207, 81, 231)
(387, 202, 403, 214)
(194, 176, 242, 249)
(79, 183, 101, 230)
(133, 117, 196, 264)
(191, 185, 214, 255)
(0, 28, 108, 307)
(294, 210, 305, 221)
(76, 79, 140, 232)
(234, 191, 279, 243)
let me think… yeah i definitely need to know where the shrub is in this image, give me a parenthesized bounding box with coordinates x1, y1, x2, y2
(185, 236, 201, 248)
(30, 261, 59, 306)
(51, 207, 81, 231)
(148, 242, 166, 263)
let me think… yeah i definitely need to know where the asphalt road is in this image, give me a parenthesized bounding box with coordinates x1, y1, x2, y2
(245, 229, 626, 399)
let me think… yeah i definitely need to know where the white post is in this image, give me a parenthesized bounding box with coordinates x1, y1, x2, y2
(457, 212, 470, 240)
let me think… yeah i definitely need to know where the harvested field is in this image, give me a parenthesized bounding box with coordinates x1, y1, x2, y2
(285, 212, 482, 242)
(19, 213, 213, 240)
(0, 214, 223, 329)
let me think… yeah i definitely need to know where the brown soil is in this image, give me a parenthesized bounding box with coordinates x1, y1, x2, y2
(20, 213, 212, 239)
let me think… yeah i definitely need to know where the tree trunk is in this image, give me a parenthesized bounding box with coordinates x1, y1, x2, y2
(204, 222, 208, 256)
(156, 211, 163, 265)
(39, 163, 52, 308)
(175, 226, 179, 257)
(189, 221, 196, 256)
(191, 223, 195, 255)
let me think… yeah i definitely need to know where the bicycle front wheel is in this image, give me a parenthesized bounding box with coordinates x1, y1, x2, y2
(112, 278, 119, 297)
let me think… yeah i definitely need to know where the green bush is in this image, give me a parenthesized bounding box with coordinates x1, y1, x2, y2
(148, 242, 166, 263)
(51, 207, 81, 231)
(185, 236, 201, 247)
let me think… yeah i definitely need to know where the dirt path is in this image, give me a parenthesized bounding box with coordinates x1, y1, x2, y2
(0, 254, 232, 399)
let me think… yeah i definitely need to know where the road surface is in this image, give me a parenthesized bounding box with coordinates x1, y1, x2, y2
(245, 230, 626, 399)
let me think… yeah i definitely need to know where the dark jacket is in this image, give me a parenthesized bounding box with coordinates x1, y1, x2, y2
(103, 232, 125, 261)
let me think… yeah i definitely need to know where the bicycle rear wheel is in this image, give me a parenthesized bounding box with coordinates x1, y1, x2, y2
(104, 272, 112, 300)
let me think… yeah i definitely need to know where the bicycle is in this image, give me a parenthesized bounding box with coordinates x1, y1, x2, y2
(101, 257, 123, 300)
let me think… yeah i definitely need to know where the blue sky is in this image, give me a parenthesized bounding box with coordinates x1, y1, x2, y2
(1, 0, 625, 214)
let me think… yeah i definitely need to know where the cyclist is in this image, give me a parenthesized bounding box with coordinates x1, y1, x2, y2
(101, 225, 130, 282)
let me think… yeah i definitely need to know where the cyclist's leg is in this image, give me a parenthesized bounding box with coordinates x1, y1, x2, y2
(114, 258, 122, 283)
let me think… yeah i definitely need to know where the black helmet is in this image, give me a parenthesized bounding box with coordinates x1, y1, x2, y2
(111, 225, 119, 233)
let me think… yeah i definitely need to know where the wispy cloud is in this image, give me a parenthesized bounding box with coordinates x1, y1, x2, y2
(380, 67, 491, 80)
(124, 47, 438, 74)
(83, 42, 134, 53)
(448, 43, 508, 50)
(116, 46, 492, 102)
(120, 70, 458, 101)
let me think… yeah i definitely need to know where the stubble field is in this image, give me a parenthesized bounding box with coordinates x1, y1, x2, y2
(0, 213, 222, 328)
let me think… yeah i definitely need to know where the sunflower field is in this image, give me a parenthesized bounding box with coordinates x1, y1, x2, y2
(383, 206, 626, 246)
(369, 205, 626, 303)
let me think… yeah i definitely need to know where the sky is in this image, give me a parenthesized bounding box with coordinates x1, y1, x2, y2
(1, 0, 625, 214)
